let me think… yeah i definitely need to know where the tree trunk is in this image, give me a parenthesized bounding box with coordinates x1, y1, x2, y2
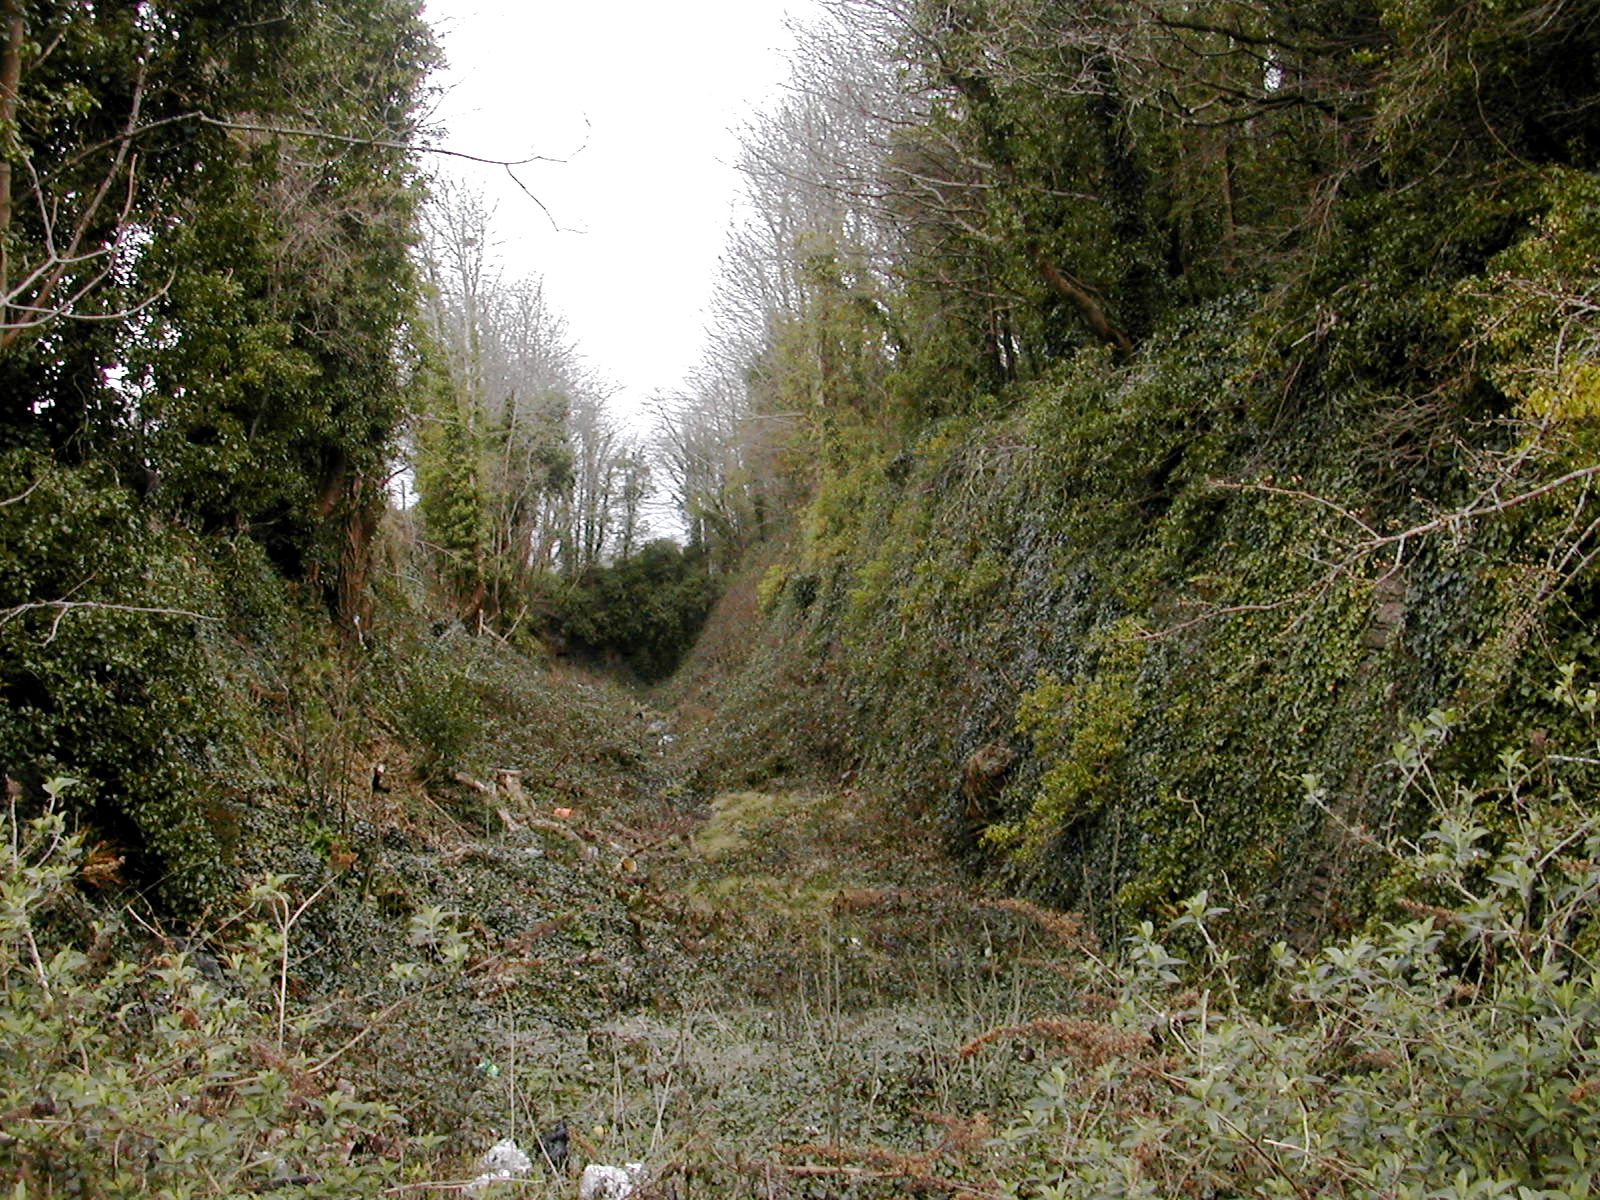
(1221, 133, 1238, 272)
(1034, 252, 1135, 359)
(0, 0, 24, 318)
(337, 486, 382, 633)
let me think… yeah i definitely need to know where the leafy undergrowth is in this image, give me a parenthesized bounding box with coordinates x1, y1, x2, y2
(6, 641, 1600, 1200)
(450, 778, 1095, 1199)
(0, 627, 695, 1195)
(525, 704, 1600, 1200)
(0, 621, 1088, 1197)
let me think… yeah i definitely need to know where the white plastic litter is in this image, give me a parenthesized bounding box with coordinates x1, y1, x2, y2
(579, 1162, 646, 1200)
(465, 1138, 532, 1193)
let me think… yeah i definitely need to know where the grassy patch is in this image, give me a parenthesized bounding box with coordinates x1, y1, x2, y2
(692, 790, 815, 861)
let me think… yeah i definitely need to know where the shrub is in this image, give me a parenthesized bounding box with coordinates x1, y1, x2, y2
(384, 629, 483, 782)
(552, 540, 719, 681)
(0, 790, 457, 1196)
(987, 700, 1600, 1200)
(0, 454, 233, 913)
(0, 782, 470, 1196)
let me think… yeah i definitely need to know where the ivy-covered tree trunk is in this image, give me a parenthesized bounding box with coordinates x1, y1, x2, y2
(0, 0, 21, 317)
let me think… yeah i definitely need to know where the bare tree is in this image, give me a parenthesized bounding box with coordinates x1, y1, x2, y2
(416, 185, 580, 614)
(645, 9, 913, 562)
(415, 183, 656, 614)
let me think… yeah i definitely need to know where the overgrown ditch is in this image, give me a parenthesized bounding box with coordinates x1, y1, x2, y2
(329, 670, 1098, 1197)
(1, 633, 1098, 1198)
(7, 626, 1600, 1200)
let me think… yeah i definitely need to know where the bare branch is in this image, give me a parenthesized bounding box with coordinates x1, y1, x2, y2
(0, 477, 41, 507)
(0, 601, 221, 648)
(1144, 457, 1600, 642)
(189, 111, 582, 172)
(1209, 479, 1379, 538)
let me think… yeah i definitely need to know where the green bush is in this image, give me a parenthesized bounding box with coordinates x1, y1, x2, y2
(988, 701, 1600, 1200)
(0, 782, 473, 1196)
(0, 454, 233, 913)
(552, 540, 719, 681)
(383, 629, 482, 783)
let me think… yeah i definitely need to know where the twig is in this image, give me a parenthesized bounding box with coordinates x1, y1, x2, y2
(306, 977, 452, 1075)
(0, 600, 219, 626)
(381, 1180, 542, 1195)
(1136, 590, 1318, 642)
(274, 877, 337, 1052)
(1208, 478, 1377, 537)
(195, 112, 582, 171)
(379, 1181, 476, 1195)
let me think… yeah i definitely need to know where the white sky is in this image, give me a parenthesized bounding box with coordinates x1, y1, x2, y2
(421, 1, 816, 432)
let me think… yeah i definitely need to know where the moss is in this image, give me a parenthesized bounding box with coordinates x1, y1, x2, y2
(756, 564, 790, 614)
(686, 873, 840, 921)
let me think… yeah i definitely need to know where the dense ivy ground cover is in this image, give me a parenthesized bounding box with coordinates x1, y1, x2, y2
(678, 188, 1600, 954)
